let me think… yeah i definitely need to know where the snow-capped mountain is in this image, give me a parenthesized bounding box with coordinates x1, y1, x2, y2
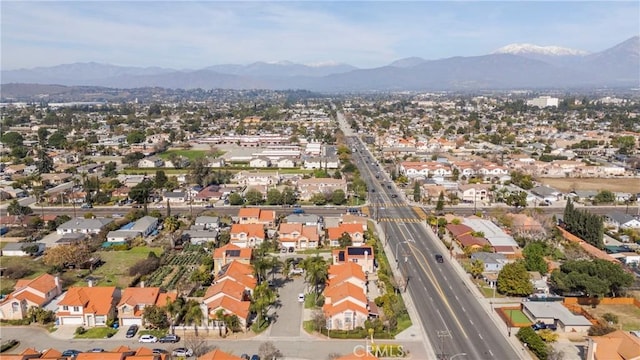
(494, 43, 589, 56)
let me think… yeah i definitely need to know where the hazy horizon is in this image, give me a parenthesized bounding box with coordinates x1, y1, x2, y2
(2, 1, 639, 71)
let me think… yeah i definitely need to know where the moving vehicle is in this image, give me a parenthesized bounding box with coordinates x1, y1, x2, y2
(435, 254, 444, 263)
(80, 203, 92, 209)
(172, 348, 194, 357)
(298, 293, 305, 302)
(138, 335, 158, 343)
(125, 324, 138, 338)
(158, 334, 180, 343)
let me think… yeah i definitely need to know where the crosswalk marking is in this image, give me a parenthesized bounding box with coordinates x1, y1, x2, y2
(370, 202, 408, 208)
(378, 217, 424, 223)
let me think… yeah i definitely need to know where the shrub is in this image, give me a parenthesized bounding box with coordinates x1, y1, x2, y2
(516, 326, 548, 359)
(3, 264, 33, 279)
(602, 313, 618, 324)
(75, 326, 86, 335)
(129, 255, 160, 276)
(538, 329, 559, 343)
(588, 323, 616, 336)
(0, 339, 19, 353)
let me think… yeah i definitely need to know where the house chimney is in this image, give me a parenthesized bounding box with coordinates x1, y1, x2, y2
(54, 276, 61, 291)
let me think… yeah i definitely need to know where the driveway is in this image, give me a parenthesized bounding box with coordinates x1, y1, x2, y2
(267, 275, 307, 338)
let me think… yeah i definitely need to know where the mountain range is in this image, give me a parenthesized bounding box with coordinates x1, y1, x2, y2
(1, 36, 638, 92)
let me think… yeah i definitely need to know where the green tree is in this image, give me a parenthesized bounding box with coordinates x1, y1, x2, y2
(103, 162, 117, 177)
(516, 327, 548, 360)
(228, 192, 244, 205)
(163, 216, 180, 233)
(245, 189, 264, 205)
(123, 152, 145, 166)
(47, 132, 67, 149)
(1, 131, 24, 148)
(281, 187, 297, 205)
(266, 188, 283, 205)
(506, 191, 528, 209)
(36, 149, 54, 174)
(37, 127, 49, 147)
(183, 299, 204, 336)
(129, 180, 154, 205)
(142, 305, 169, 329)
(302, 256, 329, 295)
(550, 259, 633, 297)
(436, 191, 445, 213)
(469, 259, 484, 279)
(7, 200, 33, 216)
(331, 189, 346, 205)
(126, 130, 146, 144)
(497, 261, 533, 296)
(594, 190, 615, 204)
(310, 192, 327, 206)
(155, 170, 168, 189)
(338, 232, 352, 248)
(413, 182, 421, 202)
(523, 242, 549, 275)
(250, 283, 276, 328)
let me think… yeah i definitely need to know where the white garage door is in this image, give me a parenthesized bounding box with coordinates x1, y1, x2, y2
(121, 318, 142, 326)
(60, 316, 83, 325)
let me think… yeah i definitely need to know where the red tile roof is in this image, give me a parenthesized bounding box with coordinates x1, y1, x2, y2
(58, 286, 116, 315)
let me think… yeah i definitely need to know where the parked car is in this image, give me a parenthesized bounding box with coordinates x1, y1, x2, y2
(531, 321, 556, 331)
(125, 324, 138, 338)
(159, 334, 180, 343)
(152, 349, 168, 354)
(61, 350, 82, 358)
(80, 203, 92, 209)
(88, 348, 104, 353)
(290, 268, 304, 276)
(138, 335, 158, 343)
(250, 355, 260, 360)
(298, 293, 305, 302)
(172, 348, 194, 357)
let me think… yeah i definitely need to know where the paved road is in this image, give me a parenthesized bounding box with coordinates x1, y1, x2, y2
(2, 326, 427, 360)
(268, 276, 306, 338)
(343, 112, 523, 360)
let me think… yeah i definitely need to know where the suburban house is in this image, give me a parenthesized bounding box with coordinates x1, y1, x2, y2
(229, 223, 266, 248)
(163, 191, 187, 203)
(605, 212, 640, 232)
(327, 223, 367, 247)
(587, 330, 640, 360)
(137, 157, 164, 168)
(323, 262, 369, 331)
(0, 274, 62, 320)
(117, 286, 177, 327)
(204, 260, 256, 332)
(195, 185, 223, 203)
(297, 178, 348, 201)
(463, 218, 519, 254)
(457, 184, 493, 203)
(198, 349, 244, 360)
(193, 216, 220, 230)
(1, 242, 45, 257)
(130, 216, 159, 237)
(332, 246, 375, 274)
(470, 252, 509, 272)
(521, 301, 593, 333)
(212, 244, 253, 273)
(249, 157, 271, 168)
(234, 171, 281, 187)
(56, 218, 113, 235)
(106, 216, 158, 243)
(277, 223, 321, 250)
(284, 213, 322, 227)
(236, 208, 276, 228)
(56, 286, 118, 327)
(182, 229, 219, 245)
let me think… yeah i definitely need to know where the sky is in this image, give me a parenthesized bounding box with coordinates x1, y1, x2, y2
(1, 1, 639, 70)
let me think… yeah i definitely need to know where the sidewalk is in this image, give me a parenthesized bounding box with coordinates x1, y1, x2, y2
(423, 223, 531, 359)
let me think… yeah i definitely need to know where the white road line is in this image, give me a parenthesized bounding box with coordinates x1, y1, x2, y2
(489, 350, 494, 356)
(478, 334, 484, 340)
(469, 319, 474, 325)
(461, 307, 467, 313)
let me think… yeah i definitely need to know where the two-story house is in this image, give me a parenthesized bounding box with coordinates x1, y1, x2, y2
(229, 223, 266, 248)
(332, 246, 375, 274)
(327, 223, 366, 247)
(236, 208, 276, 228)
(277, 223, 320, 250)
(117, 286, 177, 327)
(323, 262, 369, 331)
(0, 274, 62, 320)
(56, 286, 117, 327)
(212, 244, 253, 273)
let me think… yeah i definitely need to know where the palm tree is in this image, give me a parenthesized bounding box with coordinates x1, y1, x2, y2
(214, 309, 226, 337)
(183, 299, 204, 336)
(303, 256, 328, 295)
(227, 314, 242, 334)
(250, 283, 276, 328)
(268, 256, 283, 281)
(165, 296, 185, 335)
(283, 258, 293, 279)
(252, 255, 270, 284)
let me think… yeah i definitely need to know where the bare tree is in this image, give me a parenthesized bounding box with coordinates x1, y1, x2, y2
(259, 341, 283, 360)
(183, 334, 214, 357)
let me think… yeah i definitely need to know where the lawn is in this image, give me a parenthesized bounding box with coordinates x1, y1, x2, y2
(158, 149, 208, 161)
(581, 304, 640, 331)
(0, 256, 50, 290)
(74, 327, 117, 339)
(84, 247, 163, 288)
(502, 309, 531, 326)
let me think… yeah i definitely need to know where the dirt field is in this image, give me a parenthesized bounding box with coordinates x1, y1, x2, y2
(581, 304, 640, 331)
(539, 177, 640, 193)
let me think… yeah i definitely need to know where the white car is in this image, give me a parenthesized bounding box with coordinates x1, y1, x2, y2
(298, 293, 305, 303)
(172, 348, 194, 357)
(138, 335, 158, 343)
